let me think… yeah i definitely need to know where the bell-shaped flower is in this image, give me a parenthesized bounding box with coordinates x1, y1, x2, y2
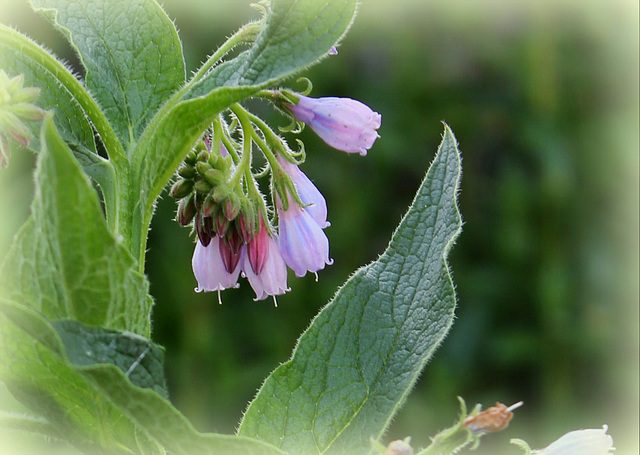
(277, 154, 329, 228)
(244, 234, 289, 301)
(285, 94, 381, 156)
(276, 192, 332, 277)
(534, 426, 614, 455)
(192, 237, 241, 292)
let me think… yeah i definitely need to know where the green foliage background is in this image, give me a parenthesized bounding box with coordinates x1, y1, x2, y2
(1, 0, 638, 453)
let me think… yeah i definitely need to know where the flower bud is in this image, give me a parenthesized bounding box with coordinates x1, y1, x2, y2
(178, 165, 196, 179)
(193, 178, 212, 194)
(247, 215, 269, 274)
(195, 212, 212, 247)
(195, 160, 212, 176)
(170, 178, 193, 199)
(219, 230, 242, 274)
(224, 195, 241, 221)
(201, 194, 217, 218)
(177, 194, 196, 226)
(215, 212, 230, 238)
(204, 168, 225, 187)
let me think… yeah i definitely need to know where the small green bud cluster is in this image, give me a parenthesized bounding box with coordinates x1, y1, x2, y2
(171, 140, 257, 249)
(0, 70, 46, 166)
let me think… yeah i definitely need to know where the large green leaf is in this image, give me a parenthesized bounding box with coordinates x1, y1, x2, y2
(30, 0, 185, 150)
(133, 0, 358, 245)
(187, 0, 357, 96)
(0, 299, 286, 455)
(0, 115, 151, 336)
(238, 125, 463, 454)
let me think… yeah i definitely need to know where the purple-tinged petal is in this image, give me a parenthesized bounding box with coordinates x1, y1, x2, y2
(192, 237, 241, 292)
(276, 193, 332, 277)
(247, 216, 270, 274)
(286, 95, 381, 155)
(277, 155, 329, 228)
(244, 235, 289, 301)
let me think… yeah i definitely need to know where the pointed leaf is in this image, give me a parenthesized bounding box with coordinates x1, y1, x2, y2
(51, 320, 168, 398)
(238, 125, 463, 454)
(188, 0, 357, 96)
(0, 115, 151, 336)
(30, 0, 186, 148)
(0, 299, 140, 453)
(0, 299, 287, 455)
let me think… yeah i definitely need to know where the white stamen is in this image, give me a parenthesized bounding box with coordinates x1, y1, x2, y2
(507, 401, 524, 412)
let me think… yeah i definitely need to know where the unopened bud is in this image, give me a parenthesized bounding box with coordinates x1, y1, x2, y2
(193, 178, 212, 194)
(385, 439, 413, 455)
(201, 194, 218, 218)
(178, 165, 196, 179)
(177, 194, 196, 226)
(219, 232, 242, 273)
(184, 150, 198, 166)
(224, 196, 241, 221)
(195, 212, 212, 247)
(237, 212, 255, 244)
(195, 160, 212, 176)
(215, 213, 230, 237)
(170, 179, 193, 199)
(464, 402, 522, 434)
(204, 168, 225, 186)
(247, 216, 270, 274)
(211, 185, 229, 202)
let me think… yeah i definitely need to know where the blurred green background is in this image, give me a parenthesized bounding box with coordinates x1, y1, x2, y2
(1, 0, 638, 453)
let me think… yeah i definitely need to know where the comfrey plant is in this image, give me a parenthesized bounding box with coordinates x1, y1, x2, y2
(0, 1, 615, 454)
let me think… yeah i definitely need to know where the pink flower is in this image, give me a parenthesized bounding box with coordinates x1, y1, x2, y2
(243, 234, 289, 301)
(276, 155, 329, 228)
(285, 95, 381, 156)
(276, 192, 332, 277)
(192, 237, 241, 292)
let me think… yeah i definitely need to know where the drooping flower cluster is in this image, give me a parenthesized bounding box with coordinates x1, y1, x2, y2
(170, 91, 381, 304)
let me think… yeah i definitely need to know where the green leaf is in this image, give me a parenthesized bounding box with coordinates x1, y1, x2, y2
(80, 366, 287, 455)
(188, 0, 358, 97)
(0, 115, 151, 336)
(0, 25, 121, 217)
(0, 411, 62, 441)
(51, 320, 168, 399)
(0, 299, 139, 453)
(30, 0, 185, 149)
(238, 125, 463, 454)
(0, 299, 287, 455)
